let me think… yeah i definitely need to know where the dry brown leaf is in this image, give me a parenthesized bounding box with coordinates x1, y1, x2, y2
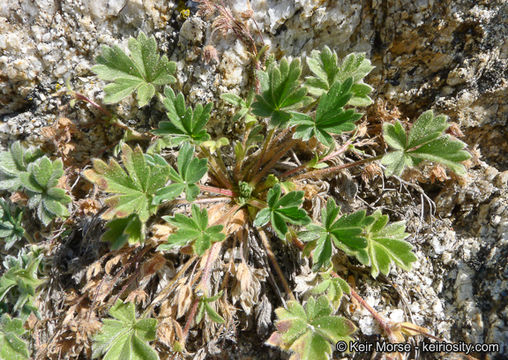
(86, 260, 102, 281)
(76, 198, 101, 216)
(429, 165, 450, 183)
(235, 261, 252, 293)
(159, 299, 175, 318)
(447, 122, 465, 138)
(151, 223, 174, 242)
(175, 282, 193, 319)
(157, 318, 183, 348)
(82, 279, 99, 293)
(9, 191, 28, 205)
(105, 254, 123, 275)
(125, 289, 148, 304)
(362, 163, 382, 183)
(142, 253, 166, 278)
(226, 208, 248, 234)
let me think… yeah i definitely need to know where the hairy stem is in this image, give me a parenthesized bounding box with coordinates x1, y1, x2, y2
(199, 146, 233, 190)
(289, 234, 397, 342)
(247, 128, 275, 180)
(288, 155, 382, 181)
(251, 139, 296, 186)
(198, 185, 235, 197)
(73, 92, 148, 140)
(280, 139, 354, 179)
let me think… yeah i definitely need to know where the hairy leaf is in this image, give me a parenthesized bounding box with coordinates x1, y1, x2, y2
(0, 141, 42, 191)
(299, 199, 369, 271)
(0, 249, 43, 319)
(0, 314, 29, 360)
(102, 214, 143, 250)
(0, 199, 24, 250)
(84, 144, 171, 222)
(153, 87, 212, 146)
(253, 184, 311, 239)
(158, 204, 225, 256)
(291, 79, 363, 146)
(311, 272, 350, 309)
(196, 291, 225, 324)
(92, 300, 159, 360)
(351, 210, 417, 278)
(381, 110, 471, 176)
(252, 58, 312, 128)
(20, 157, 71, 226)
(162, 142, 208, 202)
(306, 47, 374, 105)
(267, 296, 355, 360)
(92, 32, 176, 107)
(221, 92, 257, 124)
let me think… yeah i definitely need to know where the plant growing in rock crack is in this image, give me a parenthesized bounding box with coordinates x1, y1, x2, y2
(81, 31, 471, 360)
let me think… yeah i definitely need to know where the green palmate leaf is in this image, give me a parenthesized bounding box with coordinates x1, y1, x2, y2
(267, 296, 355, 360)
(0, 199, 24, 250)
(161, 142, 208, 202)
(102, 214, 143, 250)
(291, 79, 363, 146)
(253, 184, 311, 239)
(0, 141, 42, 191)
(20, 157, 71, 226)
(221, 92, 257, 124)
(0, 314, 29, 360)
(152, 87, 212, 146)
(196, 291, 225, 324)
(252, 58, 312, 128)
(299, 199, 369, 271)
(351, 210, 417, 278)
(306, 47, 374, 105)
(311, 272, 350, 309)
(158, 204, 225, 256)
(0, 249, 43, 319)
(381, 110, 471, 176)
(92, 31, 176, 107)
(92, 300, 159, 360)
(84, 144, 171, 222)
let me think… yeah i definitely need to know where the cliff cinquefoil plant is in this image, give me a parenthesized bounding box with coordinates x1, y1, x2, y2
(81, 31, 470, 360)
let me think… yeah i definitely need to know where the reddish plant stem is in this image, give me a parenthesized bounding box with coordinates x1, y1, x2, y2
(247, 128, 275, 180)
(320, 139, 354, 163)
(341, 276, 398, 343)
(199, 184, 235, 197)
(73, 92, 112, 117)
(289, 234, 397, 342)
(288, 155, 382, 181)
(280, 139, 354, 179)
(251, 139, 296, 186)
(199, 146, 233, 190)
